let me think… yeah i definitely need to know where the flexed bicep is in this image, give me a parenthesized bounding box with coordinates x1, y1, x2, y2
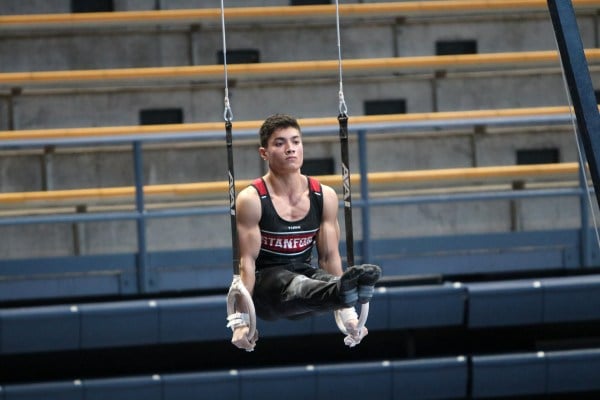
(235, 187, 262, 292)
(317, 185, 343, 276)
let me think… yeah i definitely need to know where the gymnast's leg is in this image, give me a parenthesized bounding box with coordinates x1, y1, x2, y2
(253, 265, 365, 320)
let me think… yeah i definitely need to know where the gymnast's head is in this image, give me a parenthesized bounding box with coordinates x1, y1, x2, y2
(258, 114, 302, 148)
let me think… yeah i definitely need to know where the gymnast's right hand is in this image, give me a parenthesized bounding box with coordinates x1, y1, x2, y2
(232, 326, 258, 351)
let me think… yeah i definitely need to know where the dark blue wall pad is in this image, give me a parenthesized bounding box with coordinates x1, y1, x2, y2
(467, 279, 544, 327)
(542, 274, 600, 323)
(2, 349, 598, 399)
(472, 352, 547, 398)
(546, 348, 600, 394)
(0, 285, 467, 355)
(0, 357, 469, 400)
(0, 229, 588, 303)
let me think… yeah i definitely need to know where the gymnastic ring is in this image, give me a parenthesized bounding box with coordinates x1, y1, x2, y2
(226, 274, 257, 341)
(334, 302, 369, 336)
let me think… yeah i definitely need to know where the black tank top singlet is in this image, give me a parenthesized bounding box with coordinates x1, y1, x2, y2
(251, 176, 323, 269)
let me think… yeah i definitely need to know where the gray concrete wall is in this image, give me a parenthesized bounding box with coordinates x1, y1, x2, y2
(0, 153, 43, 191)
(0, 124, 580, 190)
(8, 69, 590, 130)
(398, 15, 597, 55)
(0, 224, 76, 258)
(0, 124, 583, 258)
(0, 96, 9, 131)
(1, 193, 583, 258)
(10, 88, 223, 129)
(0, 30, 192, 72)
(436, 73, 582, 111)
(2, 13, 597, 71)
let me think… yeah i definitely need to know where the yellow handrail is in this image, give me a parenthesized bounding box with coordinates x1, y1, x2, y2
(0, 163, 580, 204)
(0, 105, 577, 142)
(1, 1, 599, 29)
(1, 50, 599, 87)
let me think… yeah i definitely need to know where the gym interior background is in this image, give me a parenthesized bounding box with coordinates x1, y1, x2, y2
(1, 0, 600, 398)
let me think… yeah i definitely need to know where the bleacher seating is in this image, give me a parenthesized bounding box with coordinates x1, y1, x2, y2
(1, 0, 600, 398)
(0, 159, 586, 303)
(1, 50, 599, 88)
(2, 348, 600, 399)
(0, 284, 467, 354)
(546, 348, 600, 394)
(472, 348, 600, 398)
(0, 356, 468, 400)
(467, 274, 600, 327)
(2, 274, 599, 355)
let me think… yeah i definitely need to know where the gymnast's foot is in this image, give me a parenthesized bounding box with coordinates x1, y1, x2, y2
(357, 264, 381, 304)
(338, 266, 363, 307)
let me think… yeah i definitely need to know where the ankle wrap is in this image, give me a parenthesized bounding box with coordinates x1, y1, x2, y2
(340, 287, 358, 306)
(358, 285, 374, 303)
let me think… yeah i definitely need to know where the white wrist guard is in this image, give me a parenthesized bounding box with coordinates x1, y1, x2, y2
(337, 307, 359, 325)
(226, 312, 250, 331)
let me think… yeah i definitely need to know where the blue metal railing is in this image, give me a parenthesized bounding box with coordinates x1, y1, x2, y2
(0, 113, 597, 298)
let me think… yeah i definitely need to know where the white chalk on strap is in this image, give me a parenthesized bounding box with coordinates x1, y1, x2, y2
(226, 312, 250, 331)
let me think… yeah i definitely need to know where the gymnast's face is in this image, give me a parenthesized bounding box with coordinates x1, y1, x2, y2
(260, 126, 303, 172)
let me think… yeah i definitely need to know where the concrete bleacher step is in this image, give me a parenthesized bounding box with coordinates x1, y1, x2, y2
(4, 50, 600, 89)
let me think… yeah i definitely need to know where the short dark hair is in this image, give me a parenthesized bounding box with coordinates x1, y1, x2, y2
(258, 114, 301, 147)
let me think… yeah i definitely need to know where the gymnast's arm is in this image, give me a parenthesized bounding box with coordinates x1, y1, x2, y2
(317, 184, 366, 339)
(231, 186, 261, 350)
(316, 184, 344, 277)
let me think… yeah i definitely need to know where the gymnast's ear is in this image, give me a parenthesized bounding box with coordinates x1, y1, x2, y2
(259, 147, 268, 160)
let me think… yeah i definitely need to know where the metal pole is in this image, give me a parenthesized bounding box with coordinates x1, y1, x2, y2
(548, 0, 600, 209)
